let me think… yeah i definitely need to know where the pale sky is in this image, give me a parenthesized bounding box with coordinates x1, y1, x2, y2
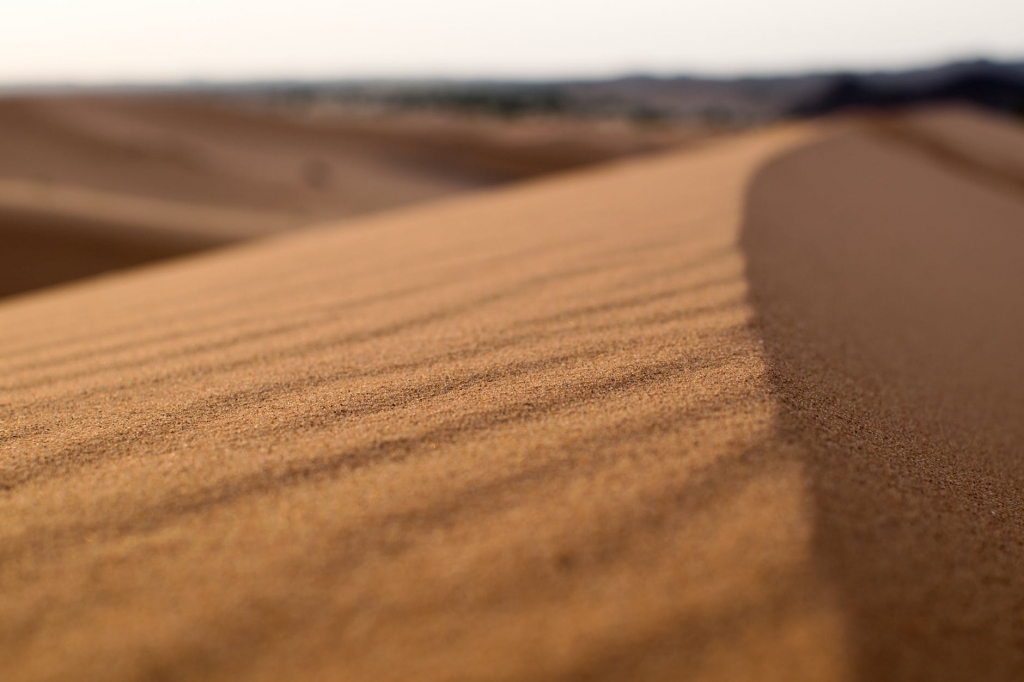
(2, 0, 1023, 85)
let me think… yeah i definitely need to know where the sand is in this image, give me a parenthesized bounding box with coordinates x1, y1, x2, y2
(897, 106, 1024, 189)
(744, 117, 1024, 679)
(1, 108, 1023, 680)
(0, 95, 698, 297)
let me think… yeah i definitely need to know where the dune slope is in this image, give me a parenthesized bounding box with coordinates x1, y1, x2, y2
(895, 106, 1024, 190)
(743, 123, 1024, 680)
(2, 111, 1023, 680)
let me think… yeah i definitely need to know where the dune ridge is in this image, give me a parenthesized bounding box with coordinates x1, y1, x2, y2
(2, 109, 1024, 680)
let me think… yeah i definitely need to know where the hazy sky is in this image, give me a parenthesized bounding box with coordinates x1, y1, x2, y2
(2, 0, 1023, 84)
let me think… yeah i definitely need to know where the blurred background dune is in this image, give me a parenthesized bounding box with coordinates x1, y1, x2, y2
(1, 0, 1022, 299)
(0, 93, 709, 297)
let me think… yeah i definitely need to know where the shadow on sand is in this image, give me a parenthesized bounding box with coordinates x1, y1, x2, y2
(741, 129, 1024, 680)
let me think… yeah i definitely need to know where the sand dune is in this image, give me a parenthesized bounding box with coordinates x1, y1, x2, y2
(1, 109, 1023, 680)
(0, 95, 697, 297)
(898, 106, 1024, 187)
(744, 121, 1024, 679)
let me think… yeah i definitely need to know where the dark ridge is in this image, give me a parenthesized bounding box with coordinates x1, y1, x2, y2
(65, 58, 1021, 125)
(790, 62, 1024, 117)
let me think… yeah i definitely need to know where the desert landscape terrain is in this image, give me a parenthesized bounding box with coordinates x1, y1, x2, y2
(0, 94, 698, 297)
(0, 98, 1023, 681)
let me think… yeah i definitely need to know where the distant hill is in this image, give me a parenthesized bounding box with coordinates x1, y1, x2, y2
(790, 60, 1024, 116)
(14, 59, 1022, 126)
(187, 59, 1024, 125)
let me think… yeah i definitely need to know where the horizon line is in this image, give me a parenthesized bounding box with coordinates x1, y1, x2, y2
(2, 53, 1021, 94)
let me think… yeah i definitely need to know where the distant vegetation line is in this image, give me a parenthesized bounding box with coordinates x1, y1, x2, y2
(3, 59, 1021, 126)
(210, 59, 1024, 126)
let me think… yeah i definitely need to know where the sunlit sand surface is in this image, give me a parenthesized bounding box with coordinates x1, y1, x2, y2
(2, 107, 1023, 681)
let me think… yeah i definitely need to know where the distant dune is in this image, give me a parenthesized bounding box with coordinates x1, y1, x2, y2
(890, 106, 1024, 190)
(1, 108, 1023, 681)
(0, 95, 698, 298)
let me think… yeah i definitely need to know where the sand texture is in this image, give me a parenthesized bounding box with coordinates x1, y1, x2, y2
(1, 109, 1024, 680)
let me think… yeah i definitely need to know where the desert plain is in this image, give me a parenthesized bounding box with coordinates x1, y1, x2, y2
(0, 99, 1023, 681)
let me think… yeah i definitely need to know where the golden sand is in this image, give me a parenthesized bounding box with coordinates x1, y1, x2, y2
(1, 109, 1023, 680)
